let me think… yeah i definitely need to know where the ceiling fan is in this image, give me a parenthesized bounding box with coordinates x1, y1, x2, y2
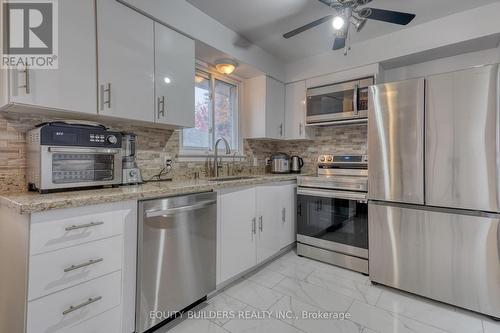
(283, 0, 416, 55)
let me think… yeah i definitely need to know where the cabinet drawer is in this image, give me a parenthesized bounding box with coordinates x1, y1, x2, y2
(30, 207, 129, 255)
(29, 236, 123, 300)
(66, 307, 121, 333)
(27, 271, 122, 333)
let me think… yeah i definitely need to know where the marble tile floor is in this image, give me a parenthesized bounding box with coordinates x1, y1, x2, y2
(155, 250, 500, 333)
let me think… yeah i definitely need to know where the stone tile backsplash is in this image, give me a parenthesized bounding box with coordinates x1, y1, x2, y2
(0, 112, 367, 194)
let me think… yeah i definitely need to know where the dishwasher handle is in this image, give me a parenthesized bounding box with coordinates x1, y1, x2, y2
(145, 199, 216, 218)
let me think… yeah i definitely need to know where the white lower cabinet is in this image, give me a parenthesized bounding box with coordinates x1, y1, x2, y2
(219, 187, 257, 283)
(280, 183, 297, 249)
(256, 185, 283, 263)
(27, 271, 122, 333)
(28, 236, 123, 300)
(14, 201, 137, 333)
(65, 307, 121, 333)
(218, 182, 296, 285)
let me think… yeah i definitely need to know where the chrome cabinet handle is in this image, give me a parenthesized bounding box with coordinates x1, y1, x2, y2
(65, 221, 104, 231)
(62, 296, 102, 315)
(252, 217, 256, 237)
(157, 96, 165, 118)
(282, 208, 286, 223)
(259, 216, 263, 232)
(100, 83, 111, 110)
(64, 258, 103, 272)
(353, 83, 359, 114)
(299, 123, 303, 136)
(279, 124, 283, 137)
(18, 65, 30, 94)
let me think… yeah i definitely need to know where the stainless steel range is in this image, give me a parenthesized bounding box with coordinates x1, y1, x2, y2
(297, 155, 369, 274)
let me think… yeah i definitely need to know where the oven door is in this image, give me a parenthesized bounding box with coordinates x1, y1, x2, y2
(297, 188, 368, 259)
(40, 146, 123, 190)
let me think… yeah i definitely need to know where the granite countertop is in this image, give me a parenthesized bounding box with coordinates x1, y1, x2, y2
(0, 174, 300, 215)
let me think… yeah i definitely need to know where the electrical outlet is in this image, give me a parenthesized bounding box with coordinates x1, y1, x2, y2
(162, 155, 172, 168)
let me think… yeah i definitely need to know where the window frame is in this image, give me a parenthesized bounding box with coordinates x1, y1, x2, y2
(180, 67, 242, 158)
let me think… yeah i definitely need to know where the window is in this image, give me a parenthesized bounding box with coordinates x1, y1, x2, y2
(182, 70, 239, 154)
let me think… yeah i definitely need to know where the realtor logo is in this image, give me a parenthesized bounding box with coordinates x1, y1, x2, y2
(2, 0, 58, 69)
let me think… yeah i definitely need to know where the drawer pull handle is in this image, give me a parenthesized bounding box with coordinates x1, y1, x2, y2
(65, 221, 104, 231)
(64, 258, 104, 273)
(62, 296, 102, 315)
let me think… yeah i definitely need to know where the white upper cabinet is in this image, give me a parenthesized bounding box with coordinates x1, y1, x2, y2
(8, 0, 97, 114)
(96, 0, 155, 122)
(154, 23, 195, 127)
(242, 76, 285, 139)
(285, 81, 313, 140)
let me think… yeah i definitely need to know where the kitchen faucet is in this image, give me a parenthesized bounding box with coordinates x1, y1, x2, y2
(214, 137, 231, 178)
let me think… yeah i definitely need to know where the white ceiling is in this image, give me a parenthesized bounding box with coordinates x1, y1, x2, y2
(186, 0, 500, 63)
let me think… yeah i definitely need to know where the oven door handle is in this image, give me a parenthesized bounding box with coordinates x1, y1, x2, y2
(48, 147, 122, 154)
(297, 188, 367, 201)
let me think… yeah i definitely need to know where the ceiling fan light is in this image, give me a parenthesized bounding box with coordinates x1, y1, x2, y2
(350, 16, 367, 31)
(332, 16, 345, 30)
(215, 59, 238, 75)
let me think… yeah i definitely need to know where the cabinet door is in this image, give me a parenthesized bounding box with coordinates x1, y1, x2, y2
(280, 183, 297, 249)
(154, 23, 195, 127)
(219, 187, 257, 283)
(265, 77, 285, 139)
(256, 185, 282, 263)
(9, 0, 97, 114)
(96, 0, 155, 122)
(285, 81, 311, 140)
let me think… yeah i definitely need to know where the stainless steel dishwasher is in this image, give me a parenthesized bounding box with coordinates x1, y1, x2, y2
(136, 192, 217, 332)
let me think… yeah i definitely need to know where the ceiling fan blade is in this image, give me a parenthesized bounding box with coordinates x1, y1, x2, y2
(362, 8, 415, 25)
(283, 15, 334, 39)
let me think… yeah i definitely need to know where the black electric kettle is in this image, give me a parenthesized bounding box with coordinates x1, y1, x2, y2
(291, 156, 304, 173)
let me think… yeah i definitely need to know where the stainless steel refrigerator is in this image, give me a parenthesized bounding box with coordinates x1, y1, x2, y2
(368, 64, 500, 319)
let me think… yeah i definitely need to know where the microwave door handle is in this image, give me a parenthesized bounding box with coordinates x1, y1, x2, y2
(353, 84, 359, 115)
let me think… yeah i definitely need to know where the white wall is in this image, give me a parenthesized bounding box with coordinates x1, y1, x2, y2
(119, 0, 284, 81)
(383, 47, 500, 82)
(285, 2, 500, 83)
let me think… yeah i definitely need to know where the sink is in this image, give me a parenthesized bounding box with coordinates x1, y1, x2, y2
(207, 176, 256, 182)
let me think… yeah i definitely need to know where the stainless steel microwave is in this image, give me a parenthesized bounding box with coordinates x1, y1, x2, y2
(306, 77, 374, 126)
(27, 122, 123, 193)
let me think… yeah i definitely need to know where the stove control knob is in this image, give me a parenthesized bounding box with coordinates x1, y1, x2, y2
(327, 156, 333, 162)
(106, 135, 117, 145)
(320, 156, 326, 162)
